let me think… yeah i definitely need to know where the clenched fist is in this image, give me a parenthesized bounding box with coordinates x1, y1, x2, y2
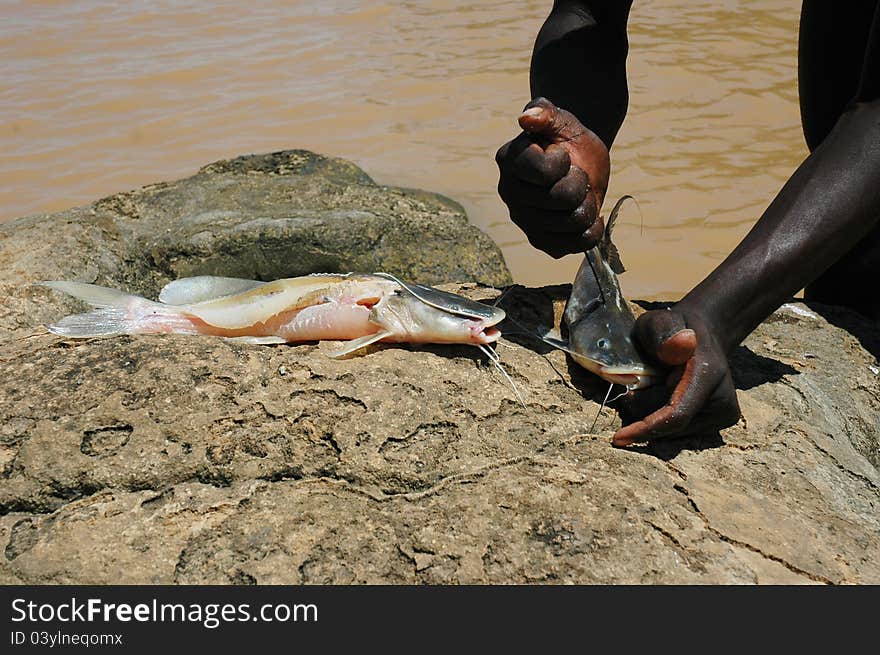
(496, 97, 611, 257)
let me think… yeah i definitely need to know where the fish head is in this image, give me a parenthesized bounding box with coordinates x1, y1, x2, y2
(567, 306, 656, 389)
(562, 240, 656, 390)
(372, 273, 506, 322)
(370, 291, 504, 344)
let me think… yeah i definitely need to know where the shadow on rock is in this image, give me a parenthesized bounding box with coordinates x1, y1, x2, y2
(729, 345, 799, 391)
(807, 300, 880, 361)
(625, 432, 726, 461)
(495, 283, 566, 356)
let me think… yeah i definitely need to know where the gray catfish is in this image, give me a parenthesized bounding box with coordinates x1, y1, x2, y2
(544, 196, 656, 389)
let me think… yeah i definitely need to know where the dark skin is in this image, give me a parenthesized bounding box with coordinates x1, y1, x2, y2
(496, 0, 880, 446)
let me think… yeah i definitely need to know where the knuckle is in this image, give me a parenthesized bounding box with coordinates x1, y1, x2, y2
(582, 214, 604, 243)
(570, 203, 591, 224)
(552, 175, 588, 209)
(539, 146, 569, 178)
(533, 158, 559, 183)
(633, 312, 655, 341)
(636, 311, 683, 350)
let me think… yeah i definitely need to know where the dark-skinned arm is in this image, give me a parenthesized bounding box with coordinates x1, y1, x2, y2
(614, 98, 880, 445)
(496, 1, 633, 256)
(530, 0, 632, 148)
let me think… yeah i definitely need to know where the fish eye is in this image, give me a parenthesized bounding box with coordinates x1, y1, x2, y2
(597, 338, 610, 349)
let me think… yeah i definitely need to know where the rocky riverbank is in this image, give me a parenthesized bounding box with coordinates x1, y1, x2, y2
(1, 151, 878, 583)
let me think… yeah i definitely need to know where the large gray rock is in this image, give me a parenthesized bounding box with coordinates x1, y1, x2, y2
(0, 153, 878, 584)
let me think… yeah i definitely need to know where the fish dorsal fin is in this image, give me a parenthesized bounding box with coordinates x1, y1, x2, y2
(603, 195, 633, 239)
(604, 241, 625, 275)
(159, 276, 267, 305)
(600, 195, 635, 275)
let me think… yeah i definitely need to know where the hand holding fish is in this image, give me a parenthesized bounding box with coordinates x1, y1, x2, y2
(495, 97, 610, 258)
(611, 306, 741, 446)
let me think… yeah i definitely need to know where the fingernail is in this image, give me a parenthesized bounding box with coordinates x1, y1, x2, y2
(520, 107, 543, 118)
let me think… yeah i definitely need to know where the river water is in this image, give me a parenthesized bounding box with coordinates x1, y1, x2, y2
(1, 0, 806, 299)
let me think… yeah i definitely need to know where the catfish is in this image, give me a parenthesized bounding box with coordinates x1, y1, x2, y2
(544, 196, 656, 389)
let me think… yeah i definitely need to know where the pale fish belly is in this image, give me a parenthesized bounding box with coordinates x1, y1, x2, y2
(127, 301, 204, 335)
(275, 301, 377, 342)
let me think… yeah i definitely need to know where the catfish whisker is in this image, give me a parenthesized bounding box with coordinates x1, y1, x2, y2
(479, 344, 526, 408)
(590, 384, 632, 434)
(590, 383, 615, 433)
(482, 344, 501, 362)
(491, 284, 520, 308)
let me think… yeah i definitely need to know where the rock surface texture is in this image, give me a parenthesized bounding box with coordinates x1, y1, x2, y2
(1, 151, 878, 584)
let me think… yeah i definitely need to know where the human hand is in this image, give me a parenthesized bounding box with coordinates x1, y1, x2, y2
(495, 97, 610, 258)
(612, 306, 742, 446)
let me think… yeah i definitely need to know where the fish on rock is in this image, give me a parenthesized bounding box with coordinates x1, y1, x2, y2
(39, 272, 507, 359)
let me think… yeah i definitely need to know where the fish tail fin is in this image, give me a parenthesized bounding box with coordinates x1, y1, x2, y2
(46, 307, 133, 338)
(39, 281, 186, 338)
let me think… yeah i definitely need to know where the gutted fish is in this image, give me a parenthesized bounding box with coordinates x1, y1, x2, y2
(39, 273, 506, 359)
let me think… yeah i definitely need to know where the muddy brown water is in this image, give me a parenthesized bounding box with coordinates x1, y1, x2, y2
(1, 0, 805, 299)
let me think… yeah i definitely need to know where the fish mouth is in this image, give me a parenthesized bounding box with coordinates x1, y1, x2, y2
(470, 313, 504, 344)
(599, 365, 656, 389)
(599, 364, 653, 376)
(476, 326, 502, 344)
(572, 352, 651, 376)
(569, 353, 656, 389)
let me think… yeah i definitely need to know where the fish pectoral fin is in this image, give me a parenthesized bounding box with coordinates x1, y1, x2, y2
(327, 331, 393, 359)
(540, 334, 578, 356)
(223, 335, 288, 345)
